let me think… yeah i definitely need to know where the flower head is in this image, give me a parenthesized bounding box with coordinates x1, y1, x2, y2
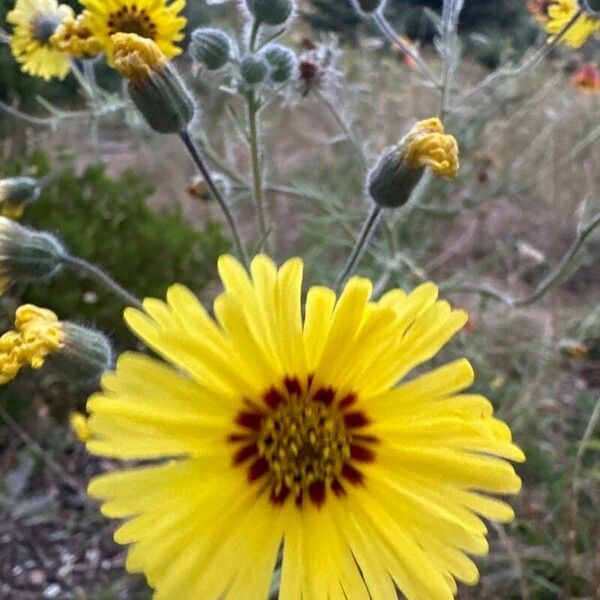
(86, 254, 524, 600)
(0, 217, 65, 295)
(0, 305, 65, 384)
(544, 0, 600, 48)
(571, 62, 600, 93)
(80, 0, 186, 64)
(7, 0, 73, 81)
(112, 32, 167, 85)
(0, 176, 41, 219)
(51, 13, 102, 58)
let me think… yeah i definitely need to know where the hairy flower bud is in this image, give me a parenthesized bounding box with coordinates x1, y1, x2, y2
(368, 118, 459, 208)
(245, 0, 294, 25)
(0, 217, 65, 293)
(351, 0, 385, 15)
(240, 54, 269, 85)
(0, 176, 41, 219)
(113, 33, 196, 134)
(263, 44, 297, 82)
(189, 28, 233, 70)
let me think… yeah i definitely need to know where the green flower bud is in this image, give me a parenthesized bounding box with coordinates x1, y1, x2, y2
(0, 176, 41, 219)
(351, 0, 385, 15)
(263, 44, 297, 82)
(189, 28, 233, 70)
(240, 55, 269, 85)
(51, 323, 113, 384)
(245, 0, 294, 26)
(0, 217, 65, 294)
(113, 33, 196, 134)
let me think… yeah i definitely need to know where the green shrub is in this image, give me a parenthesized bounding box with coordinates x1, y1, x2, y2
(1, 152, 230, 345)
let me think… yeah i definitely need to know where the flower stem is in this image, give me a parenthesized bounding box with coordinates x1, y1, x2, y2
(61, 254, 143, 309)
(180, 130, 249, 268)
(246, 90, 269, 246)
(336, 205, 382, 292)
(249, 19, 261, 52)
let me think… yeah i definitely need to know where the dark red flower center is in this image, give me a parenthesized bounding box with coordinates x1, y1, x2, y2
(229, 375, 377, 508)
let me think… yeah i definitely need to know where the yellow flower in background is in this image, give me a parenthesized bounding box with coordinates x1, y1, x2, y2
(69, 411, 92, 442)
(403, 117, 460, 178)
(0, 305, 65, 384)
(86, 254, 524, 600)
(51, 13, 102, 58)
(7, 0, 73, 81)
(80, 0, 187, 64)
(545, 0, 600, 48)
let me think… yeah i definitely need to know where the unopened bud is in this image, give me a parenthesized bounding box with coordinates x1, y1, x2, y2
(263, 44, 297, 82)
(240, 55, 269, 85)
(0, 177, 41, 219)
(187, 173, 231, 202)
(351, 0, 385, 15)
(245, 0, 294, 26)
(368, 118, 459, 208)
(50, 323, 113, 384)
(0, 217, 65, 293)
(189, 28, 233, 70)
(113, 33, 195, 134)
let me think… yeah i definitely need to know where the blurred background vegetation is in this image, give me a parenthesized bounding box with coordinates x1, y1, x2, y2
(0, 0, 599, 599)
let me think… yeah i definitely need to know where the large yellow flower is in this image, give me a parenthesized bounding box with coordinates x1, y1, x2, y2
(545, 0, 600, 48)
(87, 255, 524, 600)
(80, 0, 186, 64)
(7, 0, 73, 81)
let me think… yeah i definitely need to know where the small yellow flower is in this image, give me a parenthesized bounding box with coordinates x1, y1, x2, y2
(0, 305, 65, 384)
(545, 0, 600, 48)
(80, 0, 186, 65)
(112, 32, 167, 85)
(86, 254, 524, 600)
(70, 411, 92, 442)
(7, 0, 73, 81)
(51, 14, 103, 59)
(403, 118, 460, 178)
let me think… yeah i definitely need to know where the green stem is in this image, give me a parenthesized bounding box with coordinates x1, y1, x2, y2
(246, 91, 269, 246)
(61, 254, 143, 309)
(249, 19, 261, 52)
(180, 131, 249, 268)
(336, 205, 382, 292)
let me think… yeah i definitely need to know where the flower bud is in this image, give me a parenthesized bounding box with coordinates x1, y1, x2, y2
(240, 55, 269, 85)
(187, 173, 231, 202)
(351, 0, 385, 15)
(112, 33, 196, 134)
(0, 176, 41, 219)
(368, 118, 459, 208)
(189, 28, 233, 70)
(0, 305, 112, 386)
(245, 0, 294, 25)
(0, 217, 65, 293)
(263, 44, 297, 82)
(50, 322, 113, 384)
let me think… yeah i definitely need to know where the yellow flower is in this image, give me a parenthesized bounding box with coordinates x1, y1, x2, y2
(112, 32, 167, 85)
(80, 0, 187, 64)
(70, 411, 92, 442)
(0, 305, 65, 384)
(545, 0, 600, 48)
(51, 13, 103, 58)
(7, 0, 73, 81)
(86, 254, 524, 600)
(403, 117, 460, 178)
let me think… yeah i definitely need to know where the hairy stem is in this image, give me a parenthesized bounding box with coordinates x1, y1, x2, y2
(61, 255, 143, 309)
(180, 130, 249, 267)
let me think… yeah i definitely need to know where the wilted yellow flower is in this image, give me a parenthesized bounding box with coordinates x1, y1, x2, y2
(403, 118, 460, 178)
(51, 14, 103, 58)
(545, 0, 600, 48)
(112, 32, 167, 85)
(87, 254, 524, 600)
(80, 0, 186, 64)
(571, 62, 600, 94)
(0, 305, 65, 384)
(70, 411, 92, 442)
(7, 0, 73, 81)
